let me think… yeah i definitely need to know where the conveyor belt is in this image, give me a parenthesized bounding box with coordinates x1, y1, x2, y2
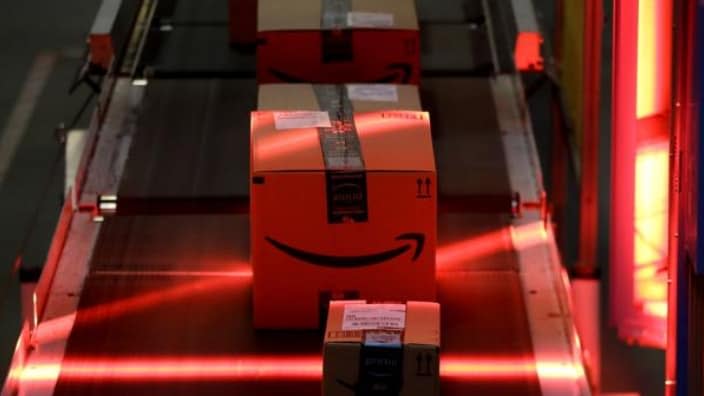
(52, 272, 538, 395)
(144, 23, 493, 78)
(421, 25, 493, 75)
(144, 27, 256, 77)
(139, 0, 492, 78)
(170, 0, 229, 23)
(438, 271, 541, 395)
(51, 75, 540, 394)
(140, 0, 255, 77)
(438, 213, 517, 272)
(118, 79, 255, 198)
(89, 215, 250, 272)
(53, 270, 538, 395)
(120, 78, 509, 200)
(53, 272, 323, 396)
(416, 0, 484, 23)
(41, 0, 550, 393)
(423, 78, 512, 196)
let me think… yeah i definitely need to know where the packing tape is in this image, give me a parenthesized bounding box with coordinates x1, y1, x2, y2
(357, 329, 405, 395)
(321, 0, 351, 29)
(313, 85, 368, 224)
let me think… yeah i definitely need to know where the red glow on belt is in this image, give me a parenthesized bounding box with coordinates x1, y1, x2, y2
(442, 356, 582, 380)
(20, 356, 321, 383)
(437, 229, 508, 270)
(18, 356, 583, 383)
(91, 269, 254, 278)
(510, 222, 548, 250)
(76, 274, 250, 324)
(437, 222, 546, 271)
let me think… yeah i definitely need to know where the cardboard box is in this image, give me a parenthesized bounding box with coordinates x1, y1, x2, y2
(258, 83, 422, 111)
(251, 85, 436, 329)
(323, 301, 441, 396)
(257, 0, 420, 84)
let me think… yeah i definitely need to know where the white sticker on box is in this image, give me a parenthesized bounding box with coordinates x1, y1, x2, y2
(346, 12, 395, 28)
(347, 84, 399, 102)
(342, 304, 406, 330)
(273, 111, 332, 130)
(364, 331, 403, 347)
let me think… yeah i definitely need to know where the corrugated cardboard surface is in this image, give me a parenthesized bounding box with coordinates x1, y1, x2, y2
(256, 0, 420, 84)
(258, 0, 418, 31)
(324, 343, 440, 396)
(325, 301, 440, 346)
(250, 110, 435, 172)
(256, 29, 421, 84)
(325, 300, 366, 343)
(252, 85, 435, 328)
(258, 84, 422, 112)
(251, 169, 437, 328)
(404, 301, 441, 346)
(323, 302, 440, 396)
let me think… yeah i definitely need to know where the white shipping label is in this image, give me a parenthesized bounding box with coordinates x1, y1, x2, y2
(347, 84, 399, 102)
(273, 111, 331, 130)
(342, 304, 406, 330)
(364, 331, 402, 347)
(346, 12, 395, 28)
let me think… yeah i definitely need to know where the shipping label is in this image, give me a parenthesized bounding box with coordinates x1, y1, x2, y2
(342, 304, 406, 330)
(347, 11, 395, 28)
(273, 111, 332, 130)
(347, 84, 399, 102)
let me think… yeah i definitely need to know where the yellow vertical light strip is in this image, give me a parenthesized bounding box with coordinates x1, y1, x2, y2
(634, 140, 669, 318)
(637, 0, 657, 118)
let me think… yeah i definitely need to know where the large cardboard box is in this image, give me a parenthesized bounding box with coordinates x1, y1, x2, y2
(323, 301, 441, 396)
(257, 0, 420, 84)
(251, 85, 436, 329)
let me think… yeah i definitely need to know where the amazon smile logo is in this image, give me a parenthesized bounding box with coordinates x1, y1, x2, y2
(265, 233, 425, 268)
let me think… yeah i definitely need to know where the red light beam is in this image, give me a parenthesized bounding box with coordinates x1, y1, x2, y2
(17, 356, 584, 383)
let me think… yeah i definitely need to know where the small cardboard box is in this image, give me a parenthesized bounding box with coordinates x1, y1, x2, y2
(323, 301, 441, 396)
(251, 85, 436, 329)
(257, 0, 420, 84)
